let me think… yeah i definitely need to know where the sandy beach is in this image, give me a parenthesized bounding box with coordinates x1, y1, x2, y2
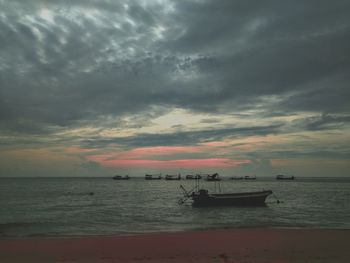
(0, 228, 349, 263)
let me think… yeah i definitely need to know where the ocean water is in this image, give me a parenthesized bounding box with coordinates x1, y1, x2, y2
(1, 177, 350, 238)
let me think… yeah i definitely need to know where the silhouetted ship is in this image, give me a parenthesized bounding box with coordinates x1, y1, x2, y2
(205, 173, 221, 181)
(113, 175, 130, 180)
(165, 174, 181, 180)
(244, 175, 256, 180)
(276, 174, 295, 180)
(186, 174, 202, 180)
(179, 185, 272, 207)
(230, 176, 244, 180)
(145, 174, 162, 180)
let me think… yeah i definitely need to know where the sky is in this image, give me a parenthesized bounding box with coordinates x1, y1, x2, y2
(0, 0, 349, 177)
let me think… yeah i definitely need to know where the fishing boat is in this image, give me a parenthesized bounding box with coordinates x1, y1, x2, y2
(206, 173, 221, 181)
(244, 175, 256, 180)
(186, 174, 202, 180)
(145, 174, 162, 180)
(165, 174, 181, 180)
(276, 174, 295, 180)
(113, 175, 130, 180)
(230, 176, 244, 180)
(191, 189, 272, 207)
(180, 185, 272, 207)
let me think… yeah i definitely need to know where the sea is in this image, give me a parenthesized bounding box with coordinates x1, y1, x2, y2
(1, 177, 350, 238)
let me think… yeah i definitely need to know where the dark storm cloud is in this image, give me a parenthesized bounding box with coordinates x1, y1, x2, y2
(0, 0, 349, 138)
(162, 1, 350, 112)
(292, 114, 350, 131)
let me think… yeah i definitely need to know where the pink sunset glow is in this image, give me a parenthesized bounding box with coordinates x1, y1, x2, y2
(84, 145, 219, 161)
(89, 155, 251, 169)
(117, 146, 203, 159)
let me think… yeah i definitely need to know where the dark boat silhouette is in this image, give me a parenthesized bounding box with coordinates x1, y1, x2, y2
(205, 173, 221, 181)
(190, 189, 272, 207)
(165, 174, 181, 180)
(230, 176, 244, 180)
(276, 174, 295, 180)
(113, 175, 130, 180)
(244, 175, 256, 180)
(180, 185, 272, 207)
(145, 174, 162, 180)
(186, 174, 202, 180)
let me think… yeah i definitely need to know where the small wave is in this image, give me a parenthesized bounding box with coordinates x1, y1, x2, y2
(0, 221, 56, 238)
(0, 222, 44, 229)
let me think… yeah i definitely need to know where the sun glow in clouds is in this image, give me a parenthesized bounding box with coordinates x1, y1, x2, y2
(85, 143, 251, 169)
(38, 8, 55, 24)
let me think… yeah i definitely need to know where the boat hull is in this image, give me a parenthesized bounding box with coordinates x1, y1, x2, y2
(276, 175, 295, 180)
(113, 176, 130, 180)
(186, 175, 202, 180)
(206, 178, 221, 181)
(192, 190, 272, 207)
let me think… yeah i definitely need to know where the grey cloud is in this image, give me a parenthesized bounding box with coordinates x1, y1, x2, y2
(200, 118, 221, 124)
(254, 150, 350, 160)
(0, 0, 349, 139)
(292, 114, 350, 131)
(81, 124, 282, 148)
(159, 0, 350, 112)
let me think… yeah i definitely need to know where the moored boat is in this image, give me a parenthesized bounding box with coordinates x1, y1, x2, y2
(276, 174, 295, 180)
(244, 175, 256, 180)
(113, 175, 130, 180)
(206, 173, 221, 181)
(145, 174, 162, 180)
(186, 174, 202, 180)
(165, 174, 181, 180)
(179, 185, 273, 207)
(190, 189, 272, 207)
(230, 176, 244, 180)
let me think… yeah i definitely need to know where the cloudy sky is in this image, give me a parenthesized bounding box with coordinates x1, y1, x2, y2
(0, 0, 349, 177)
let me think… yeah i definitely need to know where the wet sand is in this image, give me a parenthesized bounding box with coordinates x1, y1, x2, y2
(1, 228, 349, 262)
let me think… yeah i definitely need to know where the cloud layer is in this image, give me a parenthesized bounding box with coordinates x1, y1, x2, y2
(0, 0, 349, 176)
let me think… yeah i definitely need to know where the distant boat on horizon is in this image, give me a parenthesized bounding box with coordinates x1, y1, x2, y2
(145, 174, 162, 180)
(230, 176, 244, 180)
(113, 175, 130, 180)
(205, 173, 221, 181)
(276, 174, 295, 180)
(244, 175, 256, 180)
(186, 174, 202, 180)
(165, 174, 181, 180)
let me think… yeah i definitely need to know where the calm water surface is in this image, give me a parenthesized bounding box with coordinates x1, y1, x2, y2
(1, 177, 350, 237)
